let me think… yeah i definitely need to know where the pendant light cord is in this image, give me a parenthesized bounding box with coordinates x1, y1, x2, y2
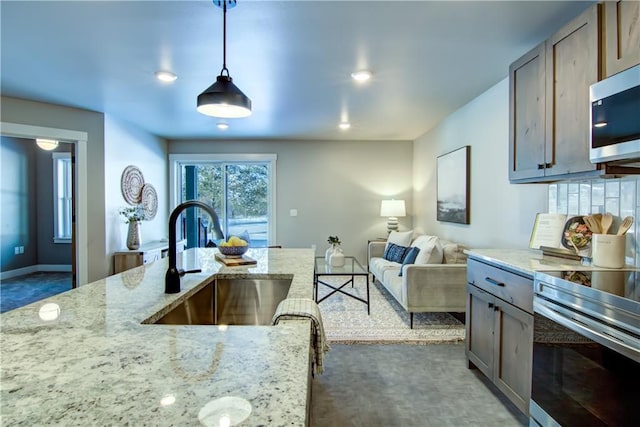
(220, 1, 229, 76)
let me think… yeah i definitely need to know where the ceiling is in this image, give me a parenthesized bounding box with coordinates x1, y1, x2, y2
(0, 0, 594, 141)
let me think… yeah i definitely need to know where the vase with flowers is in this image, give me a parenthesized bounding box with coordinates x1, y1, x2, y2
(325, 235, 345, 266)
(120, 206, 144, 250)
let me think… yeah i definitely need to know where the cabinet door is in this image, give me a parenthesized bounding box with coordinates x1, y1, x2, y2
(493, 301, 533, 415)
(545, 4, 601, 177)
(466, 284, 495, 379)
(509, 43, 546, 181)
(605, 1, 640, 77)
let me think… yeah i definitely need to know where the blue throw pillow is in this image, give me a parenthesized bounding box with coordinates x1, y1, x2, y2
(383, 243, 408, 263)
(399, 246, 420, 276)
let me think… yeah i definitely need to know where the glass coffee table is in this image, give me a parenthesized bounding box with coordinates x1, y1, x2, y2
(314, 256, 370, 315)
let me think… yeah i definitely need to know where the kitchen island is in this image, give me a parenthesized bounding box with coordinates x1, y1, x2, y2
(0, 248, 315, 426)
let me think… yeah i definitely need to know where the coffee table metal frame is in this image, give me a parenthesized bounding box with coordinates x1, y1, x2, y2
(314, 256, 370, 315)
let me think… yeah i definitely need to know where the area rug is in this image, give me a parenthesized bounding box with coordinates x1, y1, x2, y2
(316, 275, 465, 344)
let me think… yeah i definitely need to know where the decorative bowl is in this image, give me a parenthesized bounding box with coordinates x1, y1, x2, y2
(217, 245, 249, 258)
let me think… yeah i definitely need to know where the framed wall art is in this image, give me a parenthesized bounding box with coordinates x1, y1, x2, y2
(436, 145, 470, 224)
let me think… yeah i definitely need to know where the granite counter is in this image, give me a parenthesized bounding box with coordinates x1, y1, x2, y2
(0, 248, 315, 426)
(465, 248, 603, 278)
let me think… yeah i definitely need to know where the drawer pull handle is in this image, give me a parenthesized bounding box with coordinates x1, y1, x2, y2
(484, 277, 505, 287)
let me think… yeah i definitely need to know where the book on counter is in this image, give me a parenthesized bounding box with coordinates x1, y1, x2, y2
(529, 213, 592, 260)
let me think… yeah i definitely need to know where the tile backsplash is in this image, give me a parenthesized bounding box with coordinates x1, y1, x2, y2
(548, 177, 639, 266)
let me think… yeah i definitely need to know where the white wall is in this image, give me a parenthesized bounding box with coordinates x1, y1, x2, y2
(413, 78, 548, 249)
(104, 115, 168, 272)
(168, 139, 413, 263)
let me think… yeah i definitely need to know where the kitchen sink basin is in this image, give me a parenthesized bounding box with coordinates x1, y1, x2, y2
(145, 278, 292, 326)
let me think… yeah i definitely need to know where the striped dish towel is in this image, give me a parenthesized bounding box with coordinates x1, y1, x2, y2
(272, 298, 330, 375)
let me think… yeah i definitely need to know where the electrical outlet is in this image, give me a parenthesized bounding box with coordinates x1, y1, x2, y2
(290, 209, 298, 217)
(311, 244, 316, 251)
(19, 246, 24, 254)
(14, 247, 20, 255)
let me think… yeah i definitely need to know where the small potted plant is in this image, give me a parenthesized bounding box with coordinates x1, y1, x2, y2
(119, 206, 144, 249)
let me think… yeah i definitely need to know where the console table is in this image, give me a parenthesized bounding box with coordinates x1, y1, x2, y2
(113, 240, 185, 273)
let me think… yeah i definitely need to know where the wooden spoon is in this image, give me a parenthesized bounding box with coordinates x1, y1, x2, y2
(617, 216, 634, 235)
(583, 215, 601, 234)
(600, 212, 613, 234)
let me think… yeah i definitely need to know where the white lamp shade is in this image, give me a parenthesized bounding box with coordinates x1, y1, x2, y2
(380, 200, 406, 217)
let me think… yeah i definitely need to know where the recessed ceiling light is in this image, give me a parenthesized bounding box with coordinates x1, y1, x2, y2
(155, 71, 177, 83)
(217, 123, 229, 130)
(351, 70, 372, 82)
(339, 122, 351, 130)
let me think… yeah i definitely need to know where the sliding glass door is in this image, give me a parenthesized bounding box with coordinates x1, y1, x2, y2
(171, 154, 276, 248)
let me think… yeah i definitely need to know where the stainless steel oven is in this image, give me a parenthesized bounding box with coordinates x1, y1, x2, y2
(531, 270, 639, 427)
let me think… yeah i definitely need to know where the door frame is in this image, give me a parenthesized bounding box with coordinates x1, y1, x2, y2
(168, 153, 277, 246)
(0, 122, 89, 286)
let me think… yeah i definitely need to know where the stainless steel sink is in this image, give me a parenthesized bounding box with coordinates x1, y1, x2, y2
(147, 278, 292, 326)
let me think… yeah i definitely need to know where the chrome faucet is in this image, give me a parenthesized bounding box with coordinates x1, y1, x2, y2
(165, 200, 224, 294)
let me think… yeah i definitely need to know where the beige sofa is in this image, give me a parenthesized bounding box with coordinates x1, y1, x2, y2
(368, 232, 467, 328)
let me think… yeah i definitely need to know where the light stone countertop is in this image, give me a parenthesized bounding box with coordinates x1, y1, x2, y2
(0, 248, 315, 426)
(465, 248, 604, 277)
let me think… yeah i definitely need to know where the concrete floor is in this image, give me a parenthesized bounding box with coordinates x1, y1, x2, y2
(310, 343, 528, 427)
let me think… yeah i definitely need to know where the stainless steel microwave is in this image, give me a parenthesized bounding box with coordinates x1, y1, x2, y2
(590, 64, 640, 164)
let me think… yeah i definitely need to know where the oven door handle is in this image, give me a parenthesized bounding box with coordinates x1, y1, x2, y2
(534, 297, 640, 363)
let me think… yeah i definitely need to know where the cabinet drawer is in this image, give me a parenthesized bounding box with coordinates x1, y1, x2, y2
(467, 258, 533, 313)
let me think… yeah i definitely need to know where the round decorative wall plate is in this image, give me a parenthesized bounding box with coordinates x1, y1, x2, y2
(141, 183, 158, 220)
(121, 165, 145, 205)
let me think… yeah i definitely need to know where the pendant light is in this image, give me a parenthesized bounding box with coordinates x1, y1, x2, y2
(197, 0, 252, 118)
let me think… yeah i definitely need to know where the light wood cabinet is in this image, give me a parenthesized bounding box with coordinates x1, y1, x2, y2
(466, 259, 533, 416)
(604, 1, 640, 77)
(509, 43, 546, 181)
(509, 4, 604, 182)
(545, 4, 601, 177)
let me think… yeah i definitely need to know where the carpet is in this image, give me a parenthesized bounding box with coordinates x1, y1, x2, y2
(0, 272, 72, 313)
(316, 275, 466, 344)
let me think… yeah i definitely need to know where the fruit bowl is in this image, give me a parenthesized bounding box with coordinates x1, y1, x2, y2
(217, 244, 249, 258)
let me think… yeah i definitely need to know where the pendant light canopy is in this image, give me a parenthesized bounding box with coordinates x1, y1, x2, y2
(197, 0, 252, 118)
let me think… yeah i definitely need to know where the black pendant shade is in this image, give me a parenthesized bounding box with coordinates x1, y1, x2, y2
(197, 75, 252, 118)
(197, 0, 252, 119)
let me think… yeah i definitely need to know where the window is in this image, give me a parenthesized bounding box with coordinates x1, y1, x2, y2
(53, 152, 72, 243)
(169, 154, 276, 248)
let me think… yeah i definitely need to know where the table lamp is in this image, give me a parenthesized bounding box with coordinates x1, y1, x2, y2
(380, 199, 406, 233)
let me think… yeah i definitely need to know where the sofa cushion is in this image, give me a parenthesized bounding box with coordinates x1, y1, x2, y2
(382, 269, 405, 305)
(383, 243, 408, 263)
(386, 230, 413, 249)
(398, 246, 420, 276)
(441, 240, 468, 264)
(412, 235, 444, 264)
(369, 257, 401, 280)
